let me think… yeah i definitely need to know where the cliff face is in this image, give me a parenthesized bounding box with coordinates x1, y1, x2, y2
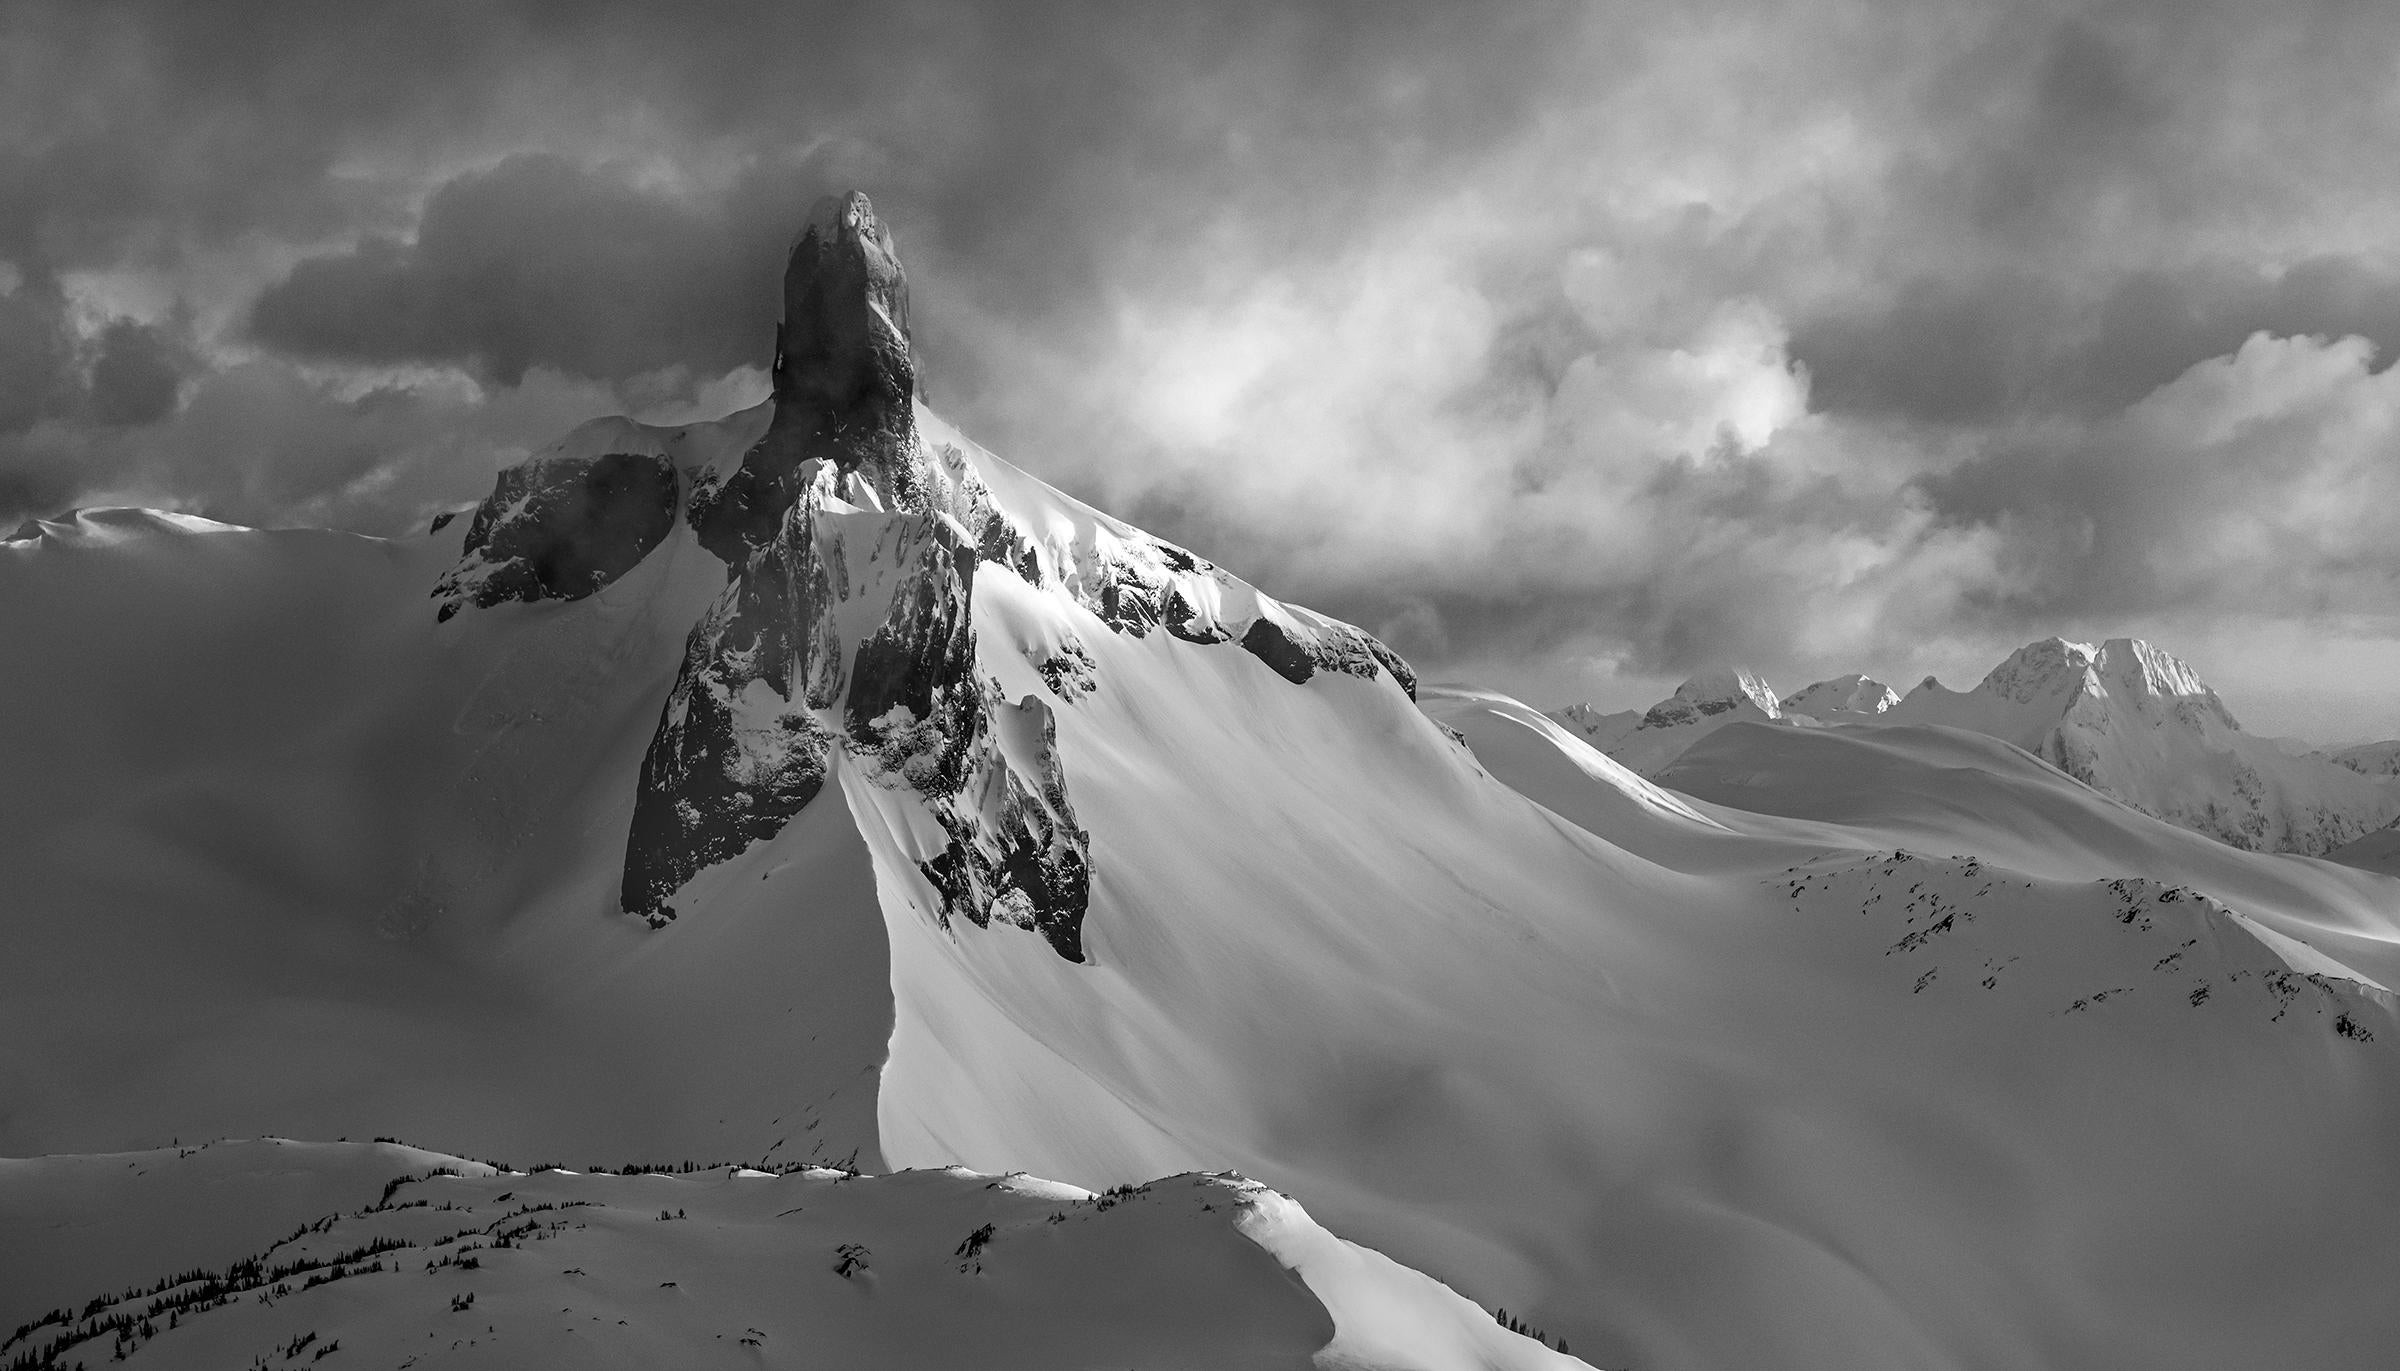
(431, 448, 679, 619)
(620, 195, 1091, 958)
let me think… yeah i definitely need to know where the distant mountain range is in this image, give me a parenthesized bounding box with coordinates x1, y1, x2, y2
(1552, 636, 2400, 858)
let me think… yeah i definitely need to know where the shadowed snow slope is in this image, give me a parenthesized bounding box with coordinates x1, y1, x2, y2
(2325, 826, 2400, 879)
(10, 196, 2400, 1371)
(1, 1142, 1574, 1371)
(0, 498, 894, 1174)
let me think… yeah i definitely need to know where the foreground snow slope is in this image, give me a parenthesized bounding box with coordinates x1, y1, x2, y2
(10, 194, 2400, 1369)
(1, 1142, 1575, 1371)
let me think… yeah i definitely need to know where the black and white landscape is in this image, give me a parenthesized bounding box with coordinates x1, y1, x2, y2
(7, 7, 2400, 1370)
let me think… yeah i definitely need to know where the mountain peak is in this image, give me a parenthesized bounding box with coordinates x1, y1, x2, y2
(1780, 673, 1899, 719)
(1645, 668, 1782, 727)
(2092, 637, 2234, 725)
(1974, 636, 2100, 704)
(1962, 635, 2241, 733)
(776, 190, 913, 433)
(693, 189, 926, 559)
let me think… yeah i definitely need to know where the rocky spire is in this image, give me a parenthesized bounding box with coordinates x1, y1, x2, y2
(692, 191, 927, 562)
(771, 192, 915, 474)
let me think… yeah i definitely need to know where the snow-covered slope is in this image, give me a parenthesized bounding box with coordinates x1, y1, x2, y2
(1, 1141, 1573, 1370)
(11, 193, 2400, 1370)
(1889, 637, 2400, 854)
(1548, 668, 1795, 775)
(2326, 738, 2400, 779)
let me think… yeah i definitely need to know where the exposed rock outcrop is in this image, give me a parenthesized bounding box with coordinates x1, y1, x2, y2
(688, 192, 921, 564)
(620, 194, 1091, 960)
(431, 449, 678, 620)
(401, 189, 1424, 950)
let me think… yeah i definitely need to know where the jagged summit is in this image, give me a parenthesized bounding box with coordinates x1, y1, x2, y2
(423, 193, 1421, 943)
(1939, 637, 2242, 736)
(774, 194, 917, 462)
(695, 190, 925, 560)
(1643, 668, 1782, 728)
(1888, 635, 2394, 853)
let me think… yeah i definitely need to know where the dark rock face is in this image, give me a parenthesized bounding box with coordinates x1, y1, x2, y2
(1363, 638, 1418, 700)
(419, 192, 1424, 953)
(1238, 615, 1395, 691)
(625, 494, 1092, 961)
(619, 192, 1090, 961)
(915, 693, 1089, 962)
(619, 486, 847, 921)
(1035, 641, 1098, 700)
(690, 192, 921, 566)
(432, 451, 678, 620)
(1240, 617, 1319, 684)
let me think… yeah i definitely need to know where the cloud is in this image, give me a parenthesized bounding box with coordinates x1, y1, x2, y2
(87, 315, 186, 425)
(1919, 331, 2400, 624)
(0, 355, 663, 535)
(5, 0, 2400, 732)
(249, 154, 799, 385)
(0, 280, 75, 433)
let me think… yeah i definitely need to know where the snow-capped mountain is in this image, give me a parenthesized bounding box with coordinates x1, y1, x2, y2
(1551, 670, 1909, 776)
(1888, 636, 2400, 855)
(10, 195, 2400, 1371)
(1778, 672, 1900, 721)
(1549, 668, 1791, 774)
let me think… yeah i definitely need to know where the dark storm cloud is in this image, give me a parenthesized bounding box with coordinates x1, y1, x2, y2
(1795, 257, 2400, 424)
(1789, 1, 2400, 428)
(249, 155, 799, 385)
(0, 283, 75, 433)
(87, 316, 186, 425)
(1, 0, 1587, 530)
(7, 0, 2400, 731)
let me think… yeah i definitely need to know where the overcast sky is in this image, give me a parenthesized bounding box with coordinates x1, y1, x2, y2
(7, 1, 2400, 739)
